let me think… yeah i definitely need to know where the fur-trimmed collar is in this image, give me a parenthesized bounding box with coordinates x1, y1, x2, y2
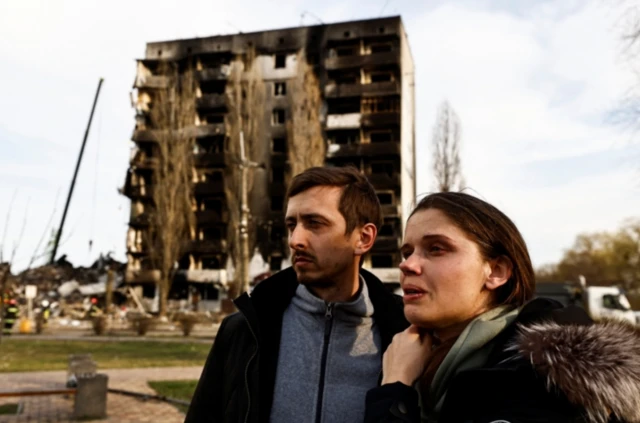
(511, 319, 640, 423)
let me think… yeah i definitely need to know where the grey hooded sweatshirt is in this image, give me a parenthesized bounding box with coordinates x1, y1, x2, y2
(269, 280, 382, 423)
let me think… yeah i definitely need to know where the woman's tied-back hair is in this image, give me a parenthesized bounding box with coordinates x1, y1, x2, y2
(411, 191, 535, 307)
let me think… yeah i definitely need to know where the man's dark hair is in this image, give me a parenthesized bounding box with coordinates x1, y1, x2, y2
(286, 166, 383, 234)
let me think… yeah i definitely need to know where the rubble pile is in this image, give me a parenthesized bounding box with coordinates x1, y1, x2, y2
(2, 254, 128, 323)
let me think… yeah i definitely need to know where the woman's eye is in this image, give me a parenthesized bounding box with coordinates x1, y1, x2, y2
(429, 245, 444, 253)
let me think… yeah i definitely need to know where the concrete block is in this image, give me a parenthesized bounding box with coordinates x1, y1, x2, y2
(73, 373, 108, 420)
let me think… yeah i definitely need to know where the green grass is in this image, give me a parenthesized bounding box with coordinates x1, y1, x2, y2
(148, 380, 198, 414)
(0, 340, 210, 372)
(0, 403, 19, 415)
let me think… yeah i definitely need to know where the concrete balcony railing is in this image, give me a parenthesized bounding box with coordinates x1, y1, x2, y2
(131, 124, 226, 142)
(134, 75, 169, 89)
(197, 67, 229, 81)
(324, 80, 400, 98)
(361, 112, 400, 127)
(130, 152, 158, 169)
(125, 268, 161, 284)
(326, 141, 400, 158)
(324, 51, 400, 70)
(196, 94, 226, 109)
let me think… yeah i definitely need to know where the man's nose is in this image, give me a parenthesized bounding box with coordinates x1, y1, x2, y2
(289, 225, 308, 250)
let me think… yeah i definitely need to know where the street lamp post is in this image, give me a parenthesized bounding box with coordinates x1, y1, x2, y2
(237, 130, 261, 295)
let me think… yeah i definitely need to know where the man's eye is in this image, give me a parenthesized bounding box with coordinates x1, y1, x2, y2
(429, 245, 444, 253)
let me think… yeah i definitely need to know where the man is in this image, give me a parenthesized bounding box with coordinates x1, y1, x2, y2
(185, 166, 407, 423)
(2, 297, 18, 336)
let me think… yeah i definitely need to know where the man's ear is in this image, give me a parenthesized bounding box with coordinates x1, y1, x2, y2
(355, 223, 377, 255)
(485, 256, 512, 291)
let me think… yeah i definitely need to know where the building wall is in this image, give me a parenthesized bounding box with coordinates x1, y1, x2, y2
(124, 17, 415, 286)
(399, 21, 416, 234)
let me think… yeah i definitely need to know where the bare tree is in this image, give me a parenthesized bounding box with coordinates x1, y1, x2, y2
(146, 62, 196, 317)
(287, 50, 325, 178)
(0, 189, 17, 263)
(613, 1, 640, 132)
(432, 101, 465, 192)
(224, 49, 266, 298)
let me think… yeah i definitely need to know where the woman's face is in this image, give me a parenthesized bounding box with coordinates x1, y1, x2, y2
(399, 208, 497, 331)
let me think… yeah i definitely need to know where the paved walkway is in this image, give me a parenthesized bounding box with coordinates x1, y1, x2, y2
(0, 367, 204, 423)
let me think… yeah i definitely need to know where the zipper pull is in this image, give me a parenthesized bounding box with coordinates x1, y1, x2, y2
(325, 303, 334, 320)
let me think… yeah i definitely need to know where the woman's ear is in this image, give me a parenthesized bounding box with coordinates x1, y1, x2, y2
(485, 256, 512, 291)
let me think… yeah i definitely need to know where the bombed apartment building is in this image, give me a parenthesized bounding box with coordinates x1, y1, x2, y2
(122, 16, 415, 302)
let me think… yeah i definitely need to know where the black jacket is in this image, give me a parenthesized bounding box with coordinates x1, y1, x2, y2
(185, 267, 408, 423)
(365, 298, 640, 423)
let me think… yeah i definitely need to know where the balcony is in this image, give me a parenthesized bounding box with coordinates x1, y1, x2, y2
(189, 239, 227, 253)
(125, 268, 161, 284)
(127, 245, 149, 257)
(326, 113, 361, 130)
(129, 213, 151, 228)
(196, 209, 229, 224)
(134, 75, 169, 89)
(194, 152, 228, 168)
(367, 173, 401, 190)
(197, 68, 229, 81)
(325, 81, 400, 98)
(125, 185, 153, 200)
(132, 124, 226, 143)
(191, 124, 226, 138)
(132, 129, 157, 142)
(324, 51, 400, 70)
(196, 94, 226, 109)
(372, 236, 400, 252)
(131, 152, 158, 169)
(361, 112, 400, 127)
(326, 141, 400, 159)
(194, 182, 225, 196)
(380, 204, 400, 217)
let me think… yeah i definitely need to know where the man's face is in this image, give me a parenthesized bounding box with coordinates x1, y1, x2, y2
(285, 186, 360, 287)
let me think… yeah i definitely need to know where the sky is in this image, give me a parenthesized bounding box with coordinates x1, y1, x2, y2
(0, 0, 638, 272)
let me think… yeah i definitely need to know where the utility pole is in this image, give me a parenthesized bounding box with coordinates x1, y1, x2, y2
(50, 78, 104, 264)
(105, 268, 114, 315)
(237, 129, 261, 295)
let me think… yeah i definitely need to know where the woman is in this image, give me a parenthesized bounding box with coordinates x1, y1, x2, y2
(365, 192, 640, 423)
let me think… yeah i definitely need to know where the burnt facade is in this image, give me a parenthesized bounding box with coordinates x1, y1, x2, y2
(123, 16, 415, 289)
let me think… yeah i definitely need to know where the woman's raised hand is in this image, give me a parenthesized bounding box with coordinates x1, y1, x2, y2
(381, 325, 433, 386)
